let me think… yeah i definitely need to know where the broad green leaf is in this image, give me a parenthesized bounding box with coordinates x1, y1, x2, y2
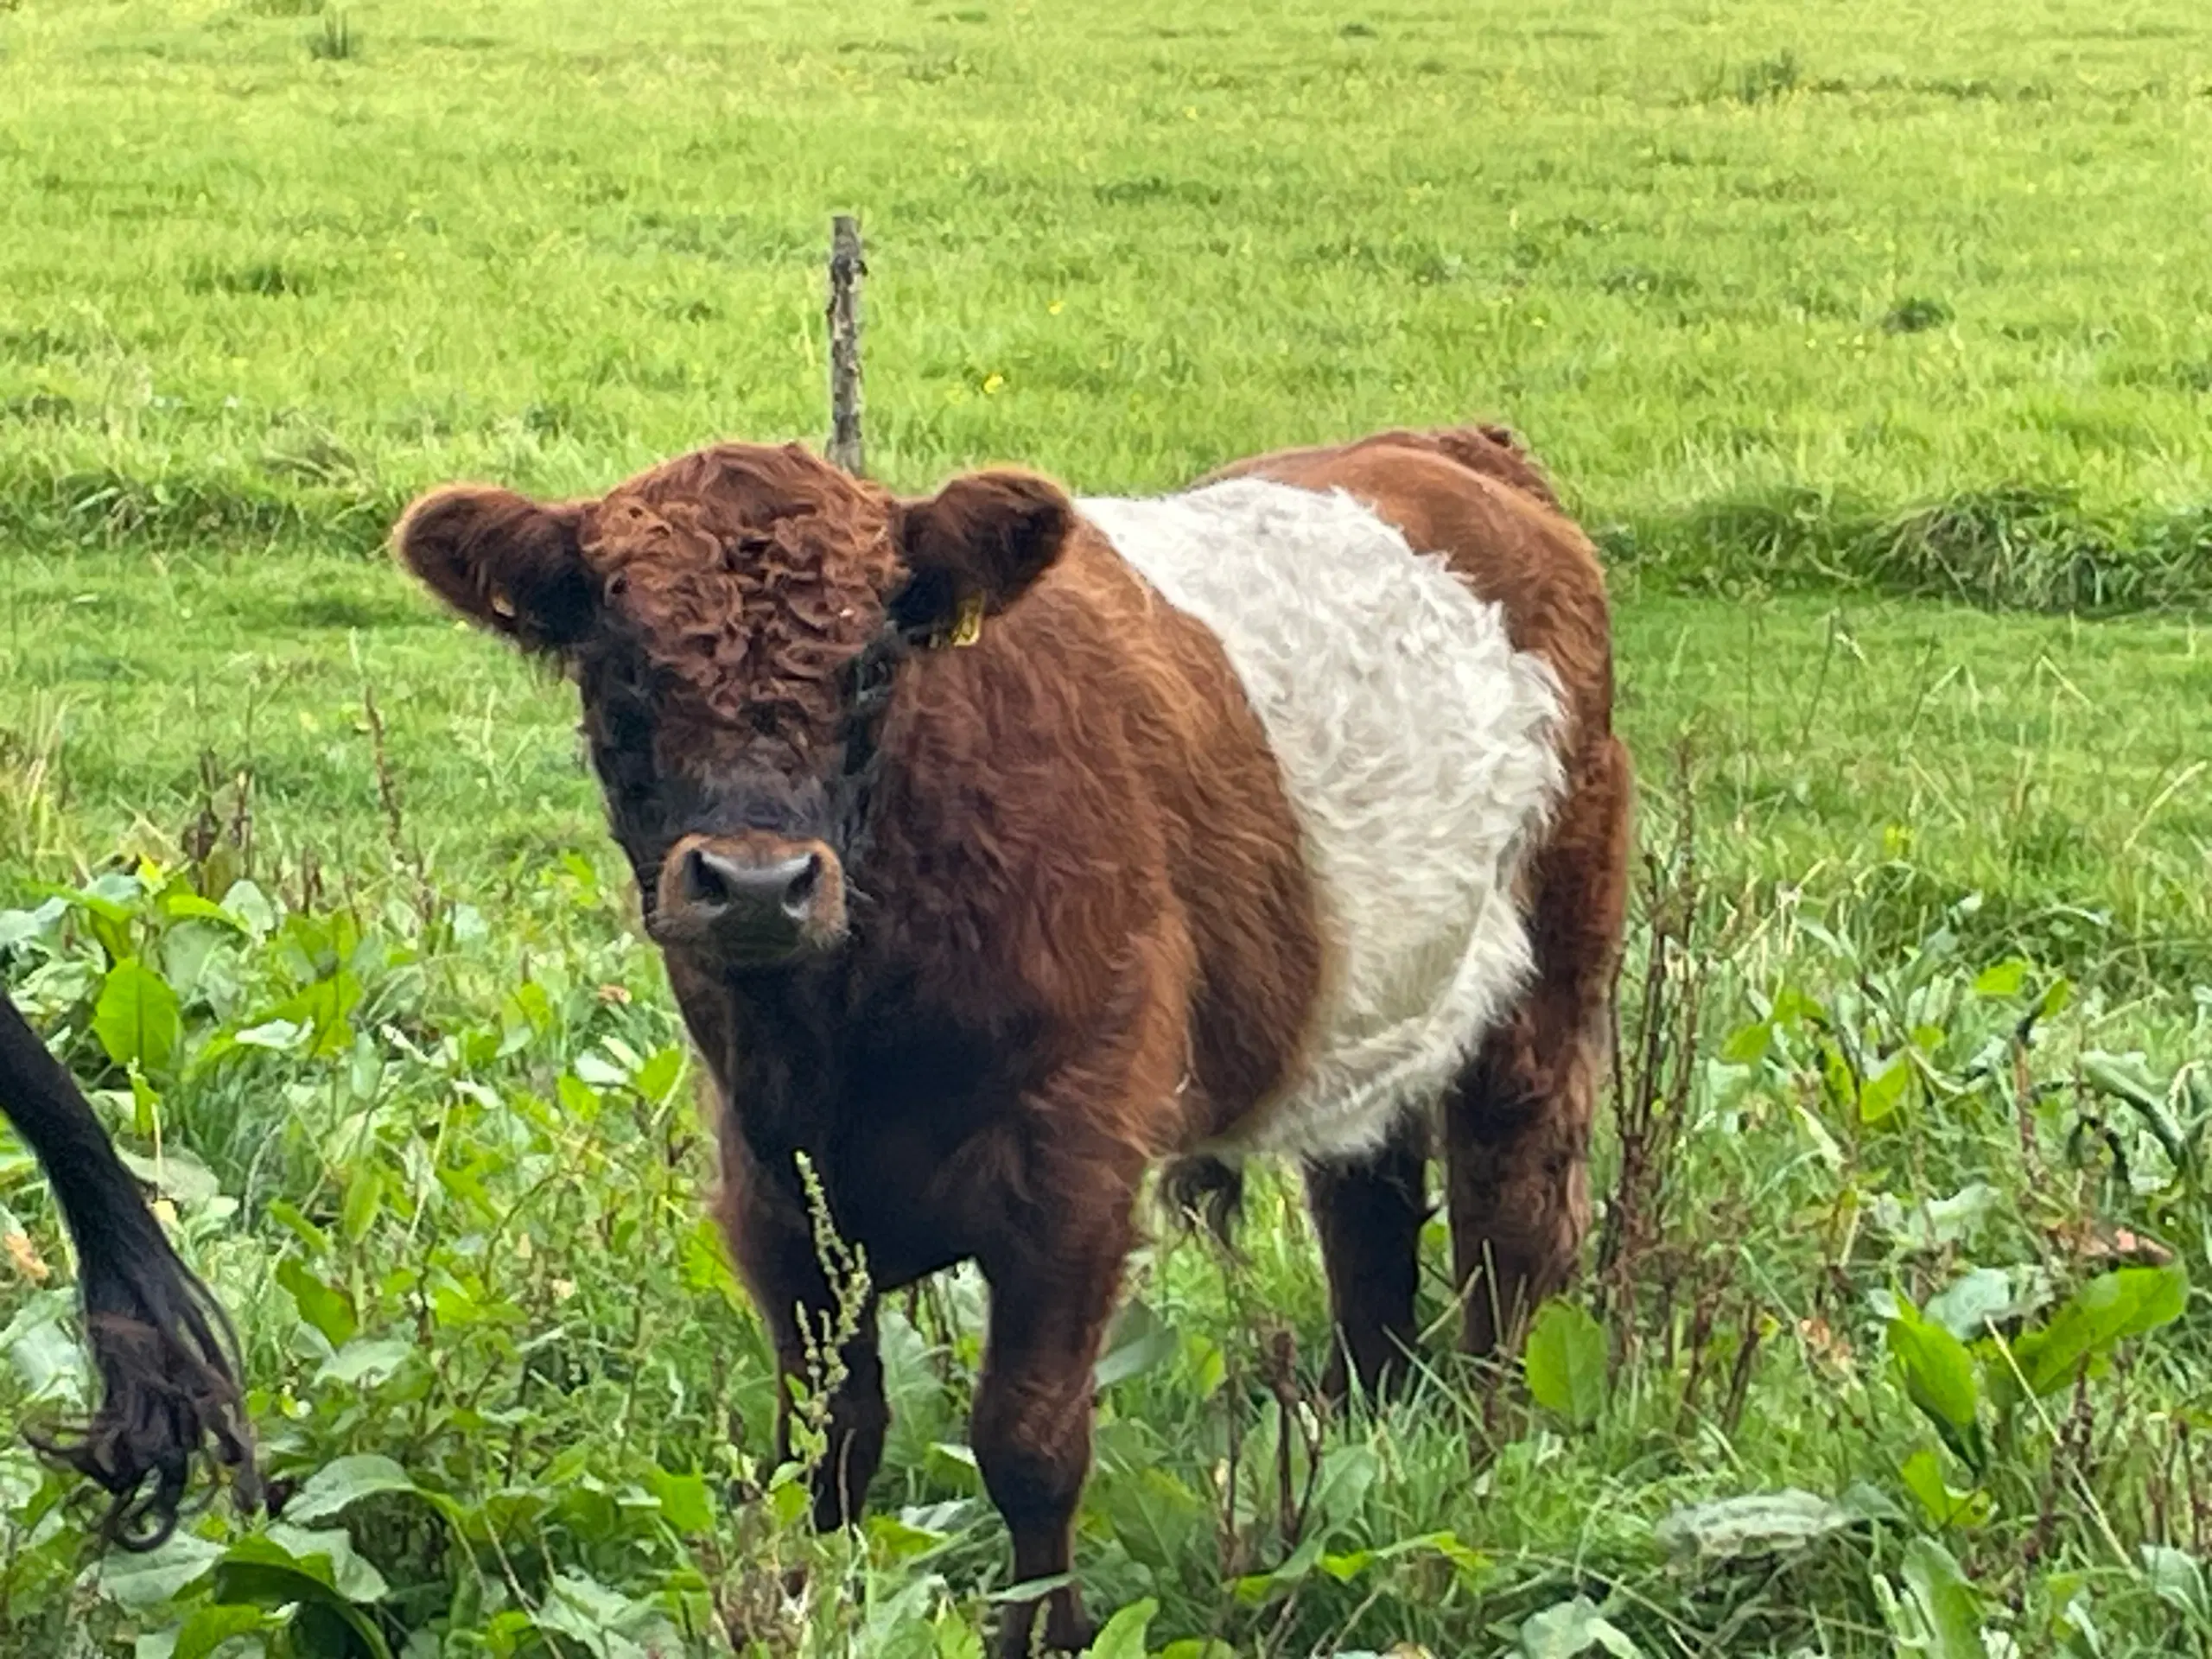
(1089, 1596, 1158, 1659)
(219, 880, 277, 938)
(1859, 1052, 1912, 1124)
(986, 1571, 1077, 1605)
(267, 1522, 390, 1604)
(173, 1602, 270, 1659)
(1093, 1298, 1178, 1390)
(76, 882, 138, 965)
(284, 1453, 421, 1525)
(1925, 1268, 2032, 1341)
(634, 1045, 687, 1103)
(2009, 1265, 2189, 1396)
(2140, 1545, 2209, 1619)
(1308, 1443, 1381, 1533)
(859, 1573, 942, 1654)
(1519, 1595, 1642, 1658)
(1889, 1307, 1980, 1429)
(340, 1166, 382, 1243)
(233, 1019, 307, 1052)
(115, 1145, 221, 1210)
(316, 1338, 413, 1389)
(0, 899, 67, 956)
(925, 1442, 982, 1495)
(1890, 1304, 1986, 1470)
(1898, 1537, 1986, 1659)
(572, 1049, 629, 1089)
(93, 1529, 224, 1611)
(934, 1609, 987, 1659)
(499, 981, 555, 1050)
(1872, 1183, 1999, 1249)
(1971, 958, 2031, 997)
(648, 1466, 713, 1535)
(265, 1200, 331, 1255)
(533, 1569, 681, 1659)
(92, 959, 182, 1076)
(1233, 1532, 1326, 1603)
(1084, 1465, 1208, 1572)
(1319, 1547, 1378, 1583)
(277, 1258, 358, 1348)
(207, 1537, 391, 1659)
(274, 970, 364, 1060)
(556, 1072, 602, 1121)
(1523, 1299, 1607, 1428)
(1718, 1020, 1772, 1065)
(158, 892, 248, 931)
(1321, 1530, 1490, 1586)
(1653, 1491, 1851, 1563)
(1899, 1448, 1991, 1529)
(865, 1512, 948, 1564)
(3, 1295, 87, 1404)
(1769, 984, 1824, 1027)
(2081, 1052, 2197, 1173)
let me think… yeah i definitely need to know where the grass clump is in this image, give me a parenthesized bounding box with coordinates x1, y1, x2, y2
(1605, 484, 2212, 613)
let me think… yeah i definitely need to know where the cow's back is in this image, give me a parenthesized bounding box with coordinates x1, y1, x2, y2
(1077, 478, 1567, 1161)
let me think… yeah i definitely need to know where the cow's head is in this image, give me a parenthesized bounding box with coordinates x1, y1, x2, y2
(397, 442, 1072, 969)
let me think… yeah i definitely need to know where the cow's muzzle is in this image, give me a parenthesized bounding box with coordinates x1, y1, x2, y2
(652, 832, 848, 965)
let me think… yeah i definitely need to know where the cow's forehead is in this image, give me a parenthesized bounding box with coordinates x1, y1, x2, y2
(563, 447, 899, 743)
(573, 444, 899, 606)
(595, 443, 886, 539)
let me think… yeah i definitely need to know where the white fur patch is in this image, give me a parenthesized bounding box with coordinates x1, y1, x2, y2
(1077, 479, 1566, 1164)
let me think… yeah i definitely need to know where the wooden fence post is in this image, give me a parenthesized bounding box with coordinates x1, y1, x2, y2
(827, 214, 865, 475)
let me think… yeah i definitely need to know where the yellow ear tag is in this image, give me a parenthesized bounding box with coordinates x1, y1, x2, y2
(949, 594, 986, 648)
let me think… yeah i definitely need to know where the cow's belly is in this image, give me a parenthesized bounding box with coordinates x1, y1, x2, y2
(1077, 480, 1566, 1163)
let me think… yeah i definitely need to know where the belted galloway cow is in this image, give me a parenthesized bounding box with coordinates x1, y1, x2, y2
(397, 423, 1630, 1653)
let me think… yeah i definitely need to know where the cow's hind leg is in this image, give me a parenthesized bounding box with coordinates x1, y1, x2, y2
(1303, 1112, 1430, 1403)
(1444, 734, 1630, 1357)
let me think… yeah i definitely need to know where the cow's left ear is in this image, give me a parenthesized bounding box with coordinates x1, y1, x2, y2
(394, 486, 597, 651)
(892, 470, 1074, 642)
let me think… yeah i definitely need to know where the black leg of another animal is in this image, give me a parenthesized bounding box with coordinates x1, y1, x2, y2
(0, 989, 255, 1545)
(1304, 1113, 1429, 1404)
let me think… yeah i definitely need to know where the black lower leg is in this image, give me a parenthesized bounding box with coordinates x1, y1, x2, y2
(1304, 1113, 1430, 1402)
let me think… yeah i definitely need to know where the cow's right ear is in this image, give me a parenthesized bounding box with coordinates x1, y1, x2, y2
(394, 486, 596, 650)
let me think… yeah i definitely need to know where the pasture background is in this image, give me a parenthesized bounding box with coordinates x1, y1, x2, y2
(2, 1, 2209, 1655)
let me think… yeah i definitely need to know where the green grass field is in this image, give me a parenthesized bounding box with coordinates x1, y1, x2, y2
(3, 1, 2209, 1655)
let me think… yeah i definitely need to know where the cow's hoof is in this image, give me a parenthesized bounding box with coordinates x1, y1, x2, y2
(993, 1593, 1094, 1656)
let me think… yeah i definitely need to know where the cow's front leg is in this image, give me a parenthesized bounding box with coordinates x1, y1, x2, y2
(715, 1135, 887, 1529)
(973, 1186, 1135, 1656)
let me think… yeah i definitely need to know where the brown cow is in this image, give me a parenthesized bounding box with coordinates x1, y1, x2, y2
(397, 423, 1628, 1653)
(0, 988, 256, 1544)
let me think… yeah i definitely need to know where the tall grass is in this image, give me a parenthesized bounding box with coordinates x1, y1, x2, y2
(3, 0, 2211, 606)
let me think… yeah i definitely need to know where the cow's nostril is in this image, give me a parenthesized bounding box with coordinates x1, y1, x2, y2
(682, 846, 740, 909)
(781, 852, 824, 920)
